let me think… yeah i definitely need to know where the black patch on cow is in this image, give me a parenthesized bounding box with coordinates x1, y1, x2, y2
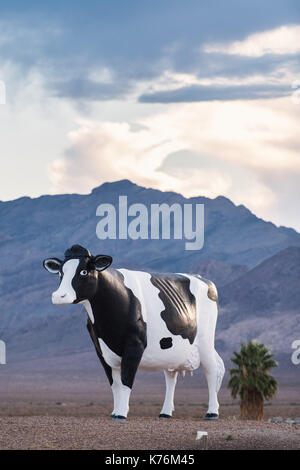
(160, 337, 173, 350)
(64, 244, 91, 259)
(193, 274, 218, 303)
(88, 268, 147, 389)
(150, 274, 197, 344)
(86, 318, 113, 386)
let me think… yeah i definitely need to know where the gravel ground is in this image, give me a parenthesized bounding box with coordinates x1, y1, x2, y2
(0, 373, 299, 451)
(0, 413, 299, 450)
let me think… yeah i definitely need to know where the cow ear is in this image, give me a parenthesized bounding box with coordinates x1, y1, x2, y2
(43, 258, 62, 274)
(92, 255, 112, 272)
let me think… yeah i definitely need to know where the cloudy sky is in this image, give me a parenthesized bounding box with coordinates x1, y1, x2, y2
(0, 0, 299, 230)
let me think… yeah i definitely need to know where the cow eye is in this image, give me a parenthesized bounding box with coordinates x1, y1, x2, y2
(80, 270, 88, 276)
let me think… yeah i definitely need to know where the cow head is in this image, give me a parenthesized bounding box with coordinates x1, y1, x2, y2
(43, 245, 112, 305)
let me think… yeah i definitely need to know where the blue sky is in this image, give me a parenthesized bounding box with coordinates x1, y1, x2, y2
(0, 0, 300, 229)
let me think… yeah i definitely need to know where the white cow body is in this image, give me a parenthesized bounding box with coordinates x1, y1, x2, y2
(94, 268, 224, 418)
(109, 269, 217, 374)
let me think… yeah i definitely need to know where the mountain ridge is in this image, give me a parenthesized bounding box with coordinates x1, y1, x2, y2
(0, 179, 299, 376)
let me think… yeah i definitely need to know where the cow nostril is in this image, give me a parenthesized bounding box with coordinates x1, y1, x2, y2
(52, 292, 67, 299)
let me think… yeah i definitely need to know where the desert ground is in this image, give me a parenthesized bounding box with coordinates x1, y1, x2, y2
(0, 405, 299, 451)
(0, 353, 299, 450)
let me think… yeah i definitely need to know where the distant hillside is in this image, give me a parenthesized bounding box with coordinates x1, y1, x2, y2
(0, 179, 299, 373)
(219, 246, 300, 319)
(189, 259, 249, 288)
(215, 247, 300, 370)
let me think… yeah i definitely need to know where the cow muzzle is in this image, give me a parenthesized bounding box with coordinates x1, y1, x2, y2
(52, 291, 76, 305)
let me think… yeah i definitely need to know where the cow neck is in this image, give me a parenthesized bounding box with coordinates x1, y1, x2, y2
(88, 268, 124, 324)
(88, 268, 132, 354)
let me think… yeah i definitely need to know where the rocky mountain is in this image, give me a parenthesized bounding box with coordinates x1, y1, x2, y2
(215, 247, 300, 373)
(219, 246, 300, 319)
(189, 259, 249, 288)
(0, 180, 299, 377)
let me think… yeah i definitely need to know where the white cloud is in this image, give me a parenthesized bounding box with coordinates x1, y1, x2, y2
(49, 95, 300, 230)
(49, 120, 183, 195)
(1, 17, 299, 232)
(139, 68, 295, 94)
(140, 97, 300, 172)
(203, 24, 300, 57)
(0, 61, 79, 200)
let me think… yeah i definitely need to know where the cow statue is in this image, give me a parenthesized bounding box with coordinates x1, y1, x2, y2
(43, 244, 225, 422)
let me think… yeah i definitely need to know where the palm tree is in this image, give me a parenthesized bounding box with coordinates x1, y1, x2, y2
(228, 340, 278, 420)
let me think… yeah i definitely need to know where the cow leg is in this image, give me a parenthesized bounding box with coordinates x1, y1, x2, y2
(200, 349, 224, 419)
(86, 321, 113, 386)
(111, 368, 131, 421)
(111, 338, 145, 421)
(159, 370, 178, 418)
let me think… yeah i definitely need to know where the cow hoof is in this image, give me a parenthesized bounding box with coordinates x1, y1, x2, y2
(204, 413, 219, 420)
(111, 415, 126, 422)
(159, 413, 172, 419)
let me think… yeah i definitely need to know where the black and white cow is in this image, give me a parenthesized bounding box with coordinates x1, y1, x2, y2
(43, 245, 225, 421)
